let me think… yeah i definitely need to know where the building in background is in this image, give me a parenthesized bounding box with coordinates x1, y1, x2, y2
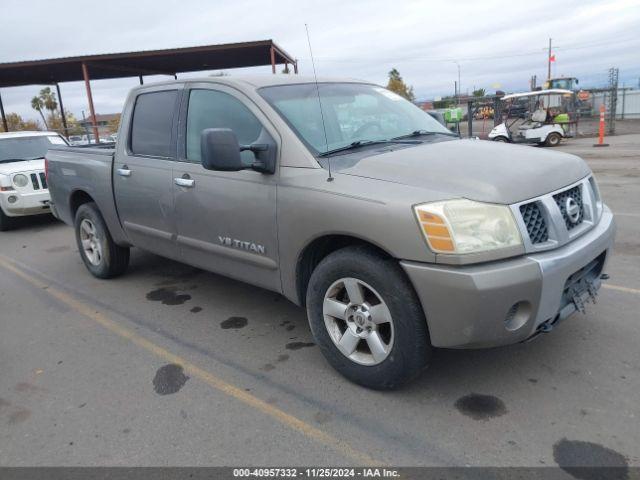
(78, 113, 120, 137)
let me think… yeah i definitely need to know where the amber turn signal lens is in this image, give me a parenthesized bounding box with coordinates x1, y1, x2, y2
(416, 209, 455, 252)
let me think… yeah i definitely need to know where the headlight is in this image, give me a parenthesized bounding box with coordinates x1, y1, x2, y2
(414, 199, 522, 254)
(13, 174, 29, 188)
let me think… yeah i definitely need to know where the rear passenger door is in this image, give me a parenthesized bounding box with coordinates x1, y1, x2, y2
(172, 84, 280, 291)
(114, 87, 181, 259)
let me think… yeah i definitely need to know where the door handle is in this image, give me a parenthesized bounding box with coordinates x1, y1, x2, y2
(174, 176, 195, 188)
(117, 167, 131, 177)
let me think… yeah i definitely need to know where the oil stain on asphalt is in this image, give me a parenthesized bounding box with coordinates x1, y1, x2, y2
(454, 393, 507, 421)
(146, 287, 191, 306)
(220, 317, 248, 329)
(152, 364, 189, 395)
(553, 439, 628, 480)
(285, 342, 315, 350)
(190, 306, 202, 313)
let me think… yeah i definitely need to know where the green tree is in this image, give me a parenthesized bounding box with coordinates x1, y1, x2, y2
(433, 96, 457, 109)
(31, 96, 48, 129)
(40, 87, 58, 118)
(106, 114, 121, 134)
(472, 88, 486, 97)
(386, 68, 415, 101)
(1, 112, 41, 132)
(31, 87, 63, 131)
(46, 112, 83, 136)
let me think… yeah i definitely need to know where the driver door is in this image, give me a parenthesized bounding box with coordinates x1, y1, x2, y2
(172, 84, 281, 291)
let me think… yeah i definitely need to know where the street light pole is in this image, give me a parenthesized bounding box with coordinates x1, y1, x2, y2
(452, 61, 461, 104)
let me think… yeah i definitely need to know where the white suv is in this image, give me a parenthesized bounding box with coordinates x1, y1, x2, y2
(0, 131, 68, 230)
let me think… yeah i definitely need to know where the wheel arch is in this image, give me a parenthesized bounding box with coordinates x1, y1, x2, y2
(69, 189, 96, 219)
(295, 233, 394, 307)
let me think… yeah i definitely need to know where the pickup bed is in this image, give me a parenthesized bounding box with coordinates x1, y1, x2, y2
(47, 76, 615, 389)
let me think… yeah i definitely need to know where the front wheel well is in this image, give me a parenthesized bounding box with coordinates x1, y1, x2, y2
(295, 235, 392, 306)
(69, 190, 95, 219)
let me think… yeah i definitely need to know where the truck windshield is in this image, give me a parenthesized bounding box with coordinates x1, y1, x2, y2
(259, 83, 452, 155)
(0, 136, 63, 163)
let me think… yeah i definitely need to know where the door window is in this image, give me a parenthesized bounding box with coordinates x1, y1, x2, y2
(130, 90, 178, 158)
(186, 89, 263, 164)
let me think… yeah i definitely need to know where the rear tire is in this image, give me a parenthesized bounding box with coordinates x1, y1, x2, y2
(0, 207, 14, 232)
(74, 202, 129, 278)
(545, 132, 562, 147)
(306, 246, 431, 390)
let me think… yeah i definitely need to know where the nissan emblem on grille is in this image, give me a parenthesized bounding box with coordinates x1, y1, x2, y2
(565, 197, 581, 224)
(553, 185, 584, 230)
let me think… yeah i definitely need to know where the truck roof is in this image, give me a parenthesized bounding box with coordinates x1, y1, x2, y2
(132, 75, 370, 91)
(0, 130, 62, 139)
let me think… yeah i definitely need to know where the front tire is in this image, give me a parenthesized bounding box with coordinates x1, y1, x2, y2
(306, 246, 431, 389)
(492, 136, 509, 143)
(545, 132, 562, 147)
(74, 202, 129, 278)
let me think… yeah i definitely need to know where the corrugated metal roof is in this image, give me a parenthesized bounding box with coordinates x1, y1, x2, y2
(0, 40, 296, 87)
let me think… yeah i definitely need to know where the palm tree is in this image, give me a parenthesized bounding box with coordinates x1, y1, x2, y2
(31, 96, 48, 129)
(40, 87, 58, 118)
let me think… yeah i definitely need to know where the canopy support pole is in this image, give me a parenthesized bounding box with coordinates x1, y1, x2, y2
(81, 62, 100, 143)
(55, 83, 69, 137)
(0, 89, 7, 132)
(270, 47, 276, 74)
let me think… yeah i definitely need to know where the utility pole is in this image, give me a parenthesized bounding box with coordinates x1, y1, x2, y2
(608, 67, 619, 135)
(450, 60, 461, 104)
(547, 38, 552, 80)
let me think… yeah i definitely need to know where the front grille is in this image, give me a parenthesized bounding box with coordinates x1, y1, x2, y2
(30, 173, 40, 190)
(39, 172, 47, 189)
(554, 186, 584, 230)
(520, 201, 549, 244)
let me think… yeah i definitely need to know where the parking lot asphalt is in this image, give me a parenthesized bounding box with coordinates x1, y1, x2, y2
(1, 134, 639, 468)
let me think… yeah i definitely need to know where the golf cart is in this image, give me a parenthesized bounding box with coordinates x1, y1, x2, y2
(489, 89, 575, 147)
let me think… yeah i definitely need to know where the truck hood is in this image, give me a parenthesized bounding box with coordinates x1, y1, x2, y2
(0, 159, 44, 176)
(334, 139, 591, 204)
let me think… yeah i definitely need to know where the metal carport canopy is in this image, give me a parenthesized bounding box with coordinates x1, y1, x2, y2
(0, 39, 297, 137)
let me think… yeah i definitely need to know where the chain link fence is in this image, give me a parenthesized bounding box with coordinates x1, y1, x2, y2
(453, 88, 640, 139)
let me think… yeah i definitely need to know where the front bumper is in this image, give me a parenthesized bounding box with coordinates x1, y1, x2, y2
(0, 190, 51, 217)
(401, 206, 616, 348)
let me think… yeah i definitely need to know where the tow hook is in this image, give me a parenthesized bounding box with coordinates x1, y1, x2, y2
(600, 273, 610, 280)
(538, 321, 554, 334)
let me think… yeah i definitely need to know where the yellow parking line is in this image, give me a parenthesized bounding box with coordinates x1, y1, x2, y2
(0, 256, 380, 466)
(603, 283, 640, 295)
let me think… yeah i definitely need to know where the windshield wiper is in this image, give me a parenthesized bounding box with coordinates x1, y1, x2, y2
(392, 129, 459, 140)
(318, 139, 419, 157)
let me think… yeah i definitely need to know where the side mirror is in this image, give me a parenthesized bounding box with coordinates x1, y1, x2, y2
(200, 128, 277, 174)
(201, 128, 243, 171)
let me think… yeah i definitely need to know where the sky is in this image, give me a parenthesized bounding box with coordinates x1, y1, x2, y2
(1, 0, 639, 122)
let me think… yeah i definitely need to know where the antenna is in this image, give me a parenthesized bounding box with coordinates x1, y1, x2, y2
(305, 23, 333, 182)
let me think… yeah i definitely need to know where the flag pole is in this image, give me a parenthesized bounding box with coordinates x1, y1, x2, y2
(547, 38, 552, 81)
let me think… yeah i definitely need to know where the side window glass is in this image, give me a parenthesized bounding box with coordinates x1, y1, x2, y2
(186, 89, 263, 164)
(130, 90, 178, 158)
